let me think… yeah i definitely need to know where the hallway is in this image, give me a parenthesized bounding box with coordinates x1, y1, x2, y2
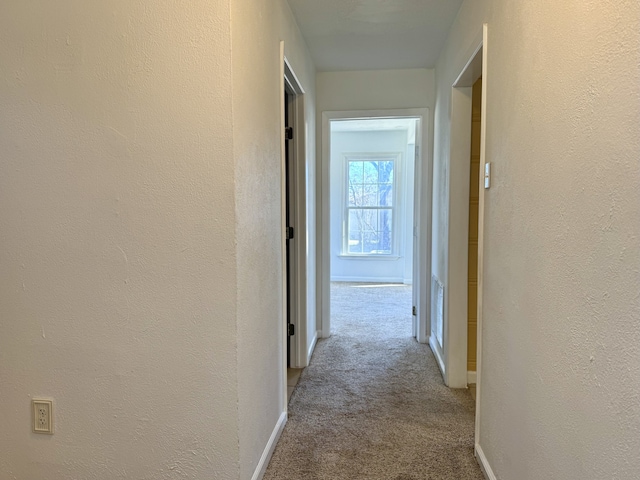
(265, 283, 483, 479)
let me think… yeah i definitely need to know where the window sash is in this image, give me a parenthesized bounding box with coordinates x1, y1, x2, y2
(346, 207, 393, 254)
(343, 154, 399, 256)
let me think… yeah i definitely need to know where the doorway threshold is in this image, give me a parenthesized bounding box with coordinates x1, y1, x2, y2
(287, 368, 304, 403)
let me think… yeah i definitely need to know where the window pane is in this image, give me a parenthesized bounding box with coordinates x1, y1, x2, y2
(348, 208, 395, 254)
(363, 231, 380, 254)
(356, 209, 377, 232)
(379, 209, 392, 253)
(348, 185, 362, 207)
(378, 161, 393, 183)
(348, 161, 364, 184)
(348, 230, 362, 253)
(344, 156, 395, 256)
(378, 183, 393, 206)
(348, 209, 363, 253)
(348, 210, 361, 235)
(361, 183, 378, 207)
(363, 161, 378, 183)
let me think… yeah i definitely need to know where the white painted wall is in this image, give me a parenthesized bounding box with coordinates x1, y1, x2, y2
(433, 0, 640, 478)
(316, 69, 435, 112)
(231, 0, 316, 476)
(329, 129, 414, 283)
(0, 1, 316, 478)
(0, 1, 239, 478)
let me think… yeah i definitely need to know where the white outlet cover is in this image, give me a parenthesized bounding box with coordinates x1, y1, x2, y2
(32, 399, 54, 434)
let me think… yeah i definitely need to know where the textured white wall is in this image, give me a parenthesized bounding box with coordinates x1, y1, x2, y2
(0, 0, 316, 478)
(434, 0, 640, 478)
(0, 1, 240, 478)
(230, 0, 316, 477)
(317, 69, 435, 112)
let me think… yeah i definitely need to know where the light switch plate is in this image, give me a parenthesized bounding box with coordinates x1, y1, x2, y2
(484, 162, 491, 189)
(32, 399, 53, 434)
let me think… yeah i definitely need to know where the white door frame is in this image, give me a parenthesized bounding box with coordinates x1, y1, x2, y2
(436, 28, 487, 390)
(319, 108, 431, 340)
(475, 24, 488, 460)
(439, 23, 488, 456)
(282, 55, 309, 369)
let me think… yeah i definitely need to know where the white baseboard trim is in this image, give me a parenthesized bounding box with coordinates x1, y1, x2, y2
(307, 330, 319, 365)
(251, 411, 287, 480)
(429, 334, 446, 380)
(475, 444, 497, 480)
(403, 278, 413, 285)
(330, 276, 404, 283)
(467, 370, 477, 385)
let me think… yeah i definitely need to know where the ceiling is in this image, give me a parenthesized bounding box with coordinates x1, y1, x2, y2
(331, 118, 418, 142)
(286, 0, 463, 72)
(331, 118, 417, 132)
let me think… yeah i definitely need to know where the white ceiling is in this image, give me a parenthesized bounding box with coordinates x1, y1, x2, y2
(331, 118, 418, 142)
(286, 0, 463, 72)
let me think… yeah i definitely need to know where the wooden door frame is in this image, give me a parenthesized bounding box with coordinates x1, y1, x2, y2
(319, 108, 431, 341)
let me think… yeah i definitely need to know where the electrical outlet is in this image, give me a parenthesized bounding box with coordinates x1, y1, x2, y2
(32, 399, 53, 434)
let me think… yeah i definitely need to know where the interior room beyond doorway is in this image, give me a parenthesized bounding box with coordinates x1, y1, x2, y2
(329, 118, 417, 285)
(328, 117, 418, 338)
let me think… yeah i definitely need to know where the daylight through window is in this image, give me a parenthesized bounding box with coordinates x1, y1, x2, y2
(346, 157, 395, 255)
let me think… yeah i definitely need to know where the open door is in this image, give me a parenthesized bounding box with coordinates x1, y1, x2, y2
(284, 89, 296, 367)
(411, 118, 430, 343)
(411, 122, 420, 338)
(283, 57, 312, 369)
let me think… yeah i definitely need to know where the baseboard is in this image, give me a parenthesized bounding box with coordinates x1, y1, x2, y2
(403, 278, 413, 285)
(475, 444, 497, 480)
(307, 330, 319, 365)
(429, 334, 446, 380)
(467, 370, 477, 385)
(251, 411, 287, 480)
(330, 276, 404, 283)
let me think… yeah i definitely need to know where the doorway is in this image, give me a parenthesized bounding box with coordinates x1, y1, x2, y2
(430, 30, 488, 391)
(467, 76, 482, 395)
(320, 109, 431, 341)
(328, 117, 418, 336)
(441, 24, 488, 459)
(283, 82, 306, 401)
(281, 56, 311, 380)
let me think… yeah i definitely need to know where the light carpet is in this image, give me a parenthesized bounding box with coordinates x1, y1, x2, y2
(264, 282, 483, 480)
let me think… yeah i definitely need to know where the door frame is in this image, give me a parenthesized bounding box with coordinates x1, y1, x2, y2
(475, 23, 488, 459)
(319, 108, 431, 341)
(440, 24, 488, 454)
(436, 27, 487, 390)
(282, 56, 308, 369)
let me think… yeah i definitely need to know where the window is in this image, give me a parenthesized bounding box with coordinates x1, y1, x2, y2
(344, 154, 398, 255)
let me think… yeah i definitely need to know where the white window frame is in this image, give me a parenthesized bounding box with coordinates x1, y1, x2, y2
(341, 152, 402, 257)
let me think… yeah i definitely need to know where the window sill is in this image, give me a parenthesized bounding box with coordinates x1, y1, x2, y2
(338, 254, 401, 261)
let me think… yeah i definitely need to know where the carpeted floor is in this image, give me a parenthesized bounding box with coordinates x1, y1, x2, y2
(264, 282, 484, 480)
